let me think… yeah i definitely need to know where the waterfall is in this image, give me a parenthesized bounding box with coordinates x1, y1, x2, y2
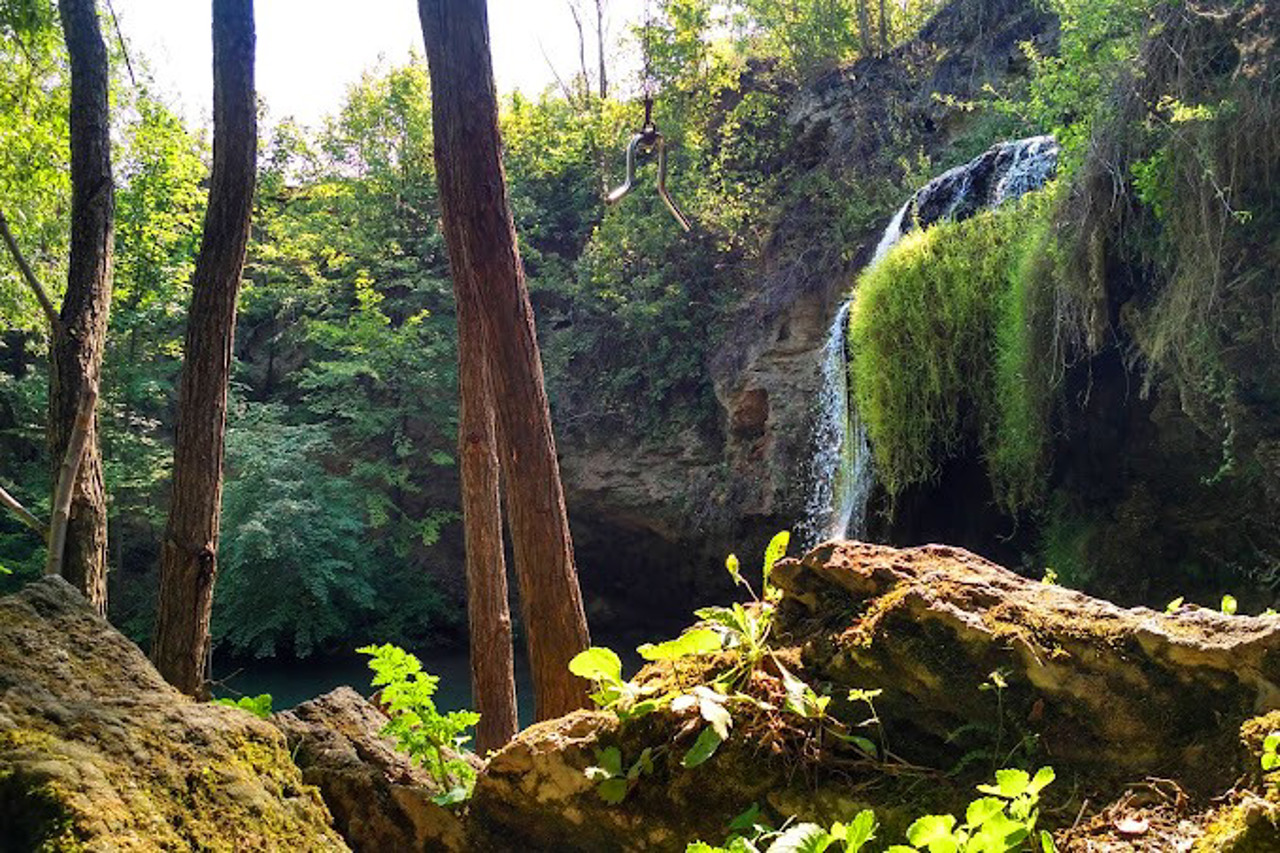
(801, 136, 1060, 545)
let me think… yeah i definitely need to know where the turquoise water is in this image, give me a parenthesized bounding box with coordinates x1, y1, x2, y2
(212, 628, 660, 727)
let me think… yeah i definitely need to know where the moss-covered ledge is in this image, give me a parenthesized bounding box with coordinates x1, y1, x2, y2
(0, 577, 348, 852)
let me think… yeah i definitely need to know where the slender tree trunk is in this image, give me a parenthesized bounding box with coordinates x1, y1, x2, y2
(595, 0, 607, 100)
(458, 300, 518, 752)
(152, 0, 256, 697)
(856, 0, 874, 57)
(53, 0, 113, 614)
(878, 0, 889, 55)
(418, 0, 592, 721)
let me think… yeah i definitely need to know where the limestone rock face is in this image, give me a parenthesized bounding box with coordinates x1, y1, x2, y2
(773, 541, 1280, 789)
(274, 686, 466, 852)
(0, 577, 348, 851)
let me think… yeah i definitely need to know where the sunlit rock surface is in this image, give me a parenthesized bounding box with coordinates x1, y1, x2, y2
(0, 577, 348, 852)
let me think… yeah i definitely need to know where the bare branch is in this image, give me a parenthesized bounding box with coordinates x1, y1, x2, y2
(0, 206, 61, 330)
(46, 383, 98, 578)
(0, 482, 48, 540)
(539, 39, 579, 105)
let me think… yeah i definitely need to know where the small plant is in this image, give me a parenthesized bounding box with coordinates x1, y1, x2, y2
(358, 643, 480, 805)
(214, 693, 273, 719)
(1262, 731, 1280, 772)
(585, 745, 654, 803)
(689, 808, 878, 853)
(1221, 594, 1238, 615)
(887, 767, 1057, 853)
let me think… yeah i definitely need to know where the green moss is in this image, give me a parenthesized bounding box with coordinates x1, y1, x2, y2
(848, 189, 1059, 508)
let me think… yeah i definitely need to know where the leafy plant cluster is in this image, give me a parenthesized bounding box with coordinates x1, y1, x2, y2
(213, 693, 273, 720)
(688, 768, 1057, 852)
(358, 643, 479, 805)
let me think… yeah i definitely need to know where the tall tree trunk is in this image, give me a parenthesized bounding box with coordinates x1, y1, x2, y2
(595, 0, 607, 100)
(418, 0, 592, 721)
(878, 0, 889, 55)
(458, 301, 518, 752)
(855, 0, 874, 57)
(53, 0, 113, 614)
(152, 0, 256, 697)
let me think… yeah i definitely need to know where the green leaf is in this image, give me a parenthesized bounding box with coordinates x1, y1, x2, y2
(977, 768, 1030, 799)
(596, 777, 629, 804)
(965, 797, 1006, 828)
(726, 553, 742, 581)
(637, 628, 723, 661)
(569, 647, 623, 684)
(728, 803, 763, 832)
(843, 810, 878, 852)
(1263, 752, 1279, 771)
(762, 530, 791, 595)
(682, 725, 725, 768)
(595, 745, 623, 777)
(1221, 594, 1238, 615)
(1165, 596, 1184, 612)
(1026, 766, 1055, 797)
(906, 814, 958, 853)
(1039, 829, 1058, 852)
(431, 785, 469, 806)
(765, 822, 832, 853)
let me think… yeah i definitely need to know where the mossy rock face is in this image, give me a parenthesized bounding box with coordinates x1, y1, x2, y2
(0, 577, 348, 852)
(772, 541, 1280, 793)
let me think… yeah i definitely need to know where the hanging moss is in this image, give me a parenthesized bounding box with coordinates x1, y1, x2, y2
(847, 189, 1059, 510)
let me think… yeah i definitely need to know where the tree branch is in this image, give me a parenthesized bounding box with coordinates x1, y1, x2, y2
(0, 206, 61, 330)
(0, 482, 48, 540)
(46, 383, 97, 578)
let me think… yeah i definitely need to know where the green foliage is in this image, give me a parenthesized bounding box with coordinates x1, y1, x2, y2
(849, 191, 1057, 508)
(358, 643, 480, 802)
(585, 745, 654, 804)
(689, 809, 878, 853)
(885, 768, 1055, 853)
(1262, 732, 1279, 773)
(214, 693, 273, 720)
(213, 402, 376, 658)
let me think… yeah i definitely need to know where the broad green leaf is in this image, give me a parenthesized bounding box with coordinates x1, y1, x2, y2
(638, 628, 723, 661)
(965, 797, 1006, 828)
(906, 814, 958, 853)
(1026, 766, 1056, 796)
(1263, 732, 1280, 751)
(1165, 596, 1184, 612)
(569, 647, 623, 684)
(844, 809, 878, 852)
(596, 777, 628, 804)
(594, 745, 623, 777)
(977, 768, 1030, 799)
(765, 822, 832, 853)
(627, 747, 654, 780)
(1221, 594, 1238, 615)
(1263, 752, 1279, 771)
(1039, 830, 1058, 852)
(682, 725, 725, 768)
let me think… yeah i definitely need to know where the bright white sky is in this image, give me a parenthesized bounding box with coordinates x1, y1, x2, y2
(110, 0, 646, 128)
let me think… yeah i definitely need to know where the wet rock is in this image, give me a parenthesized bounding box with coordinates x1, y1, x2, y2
(0, 576, 348, 851)
(274, 686, 466, 852)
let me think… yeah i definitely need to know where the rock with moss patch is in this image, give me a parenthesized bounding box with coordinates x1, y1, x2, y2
(275, 686, 466, 852)
(0, 577, 348, 851)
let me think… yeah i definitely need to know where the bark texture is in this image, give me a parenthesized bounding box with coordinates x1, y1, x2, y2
(52, 0, 114, 614)
(458, 303, 519, 752)
(152, 0, 256, 696)
(418, 0, 592, 720)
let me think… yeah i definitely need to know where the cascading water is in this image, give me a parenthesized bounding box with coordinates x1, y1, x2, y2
(801, 136, 1060, 545)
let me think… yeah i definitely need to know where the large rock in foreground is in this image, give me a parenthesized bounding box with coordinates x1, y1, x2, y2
(276, 687, 466, 852)
(0, 577, 348, 851)
(773, 542, 1280, 789)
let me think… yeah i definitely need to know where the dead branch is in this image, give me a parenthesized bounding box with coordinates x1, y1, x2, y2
(0, 206, 61, 330)
(0, 482, 48, 540)
(45, 383, 98, 578)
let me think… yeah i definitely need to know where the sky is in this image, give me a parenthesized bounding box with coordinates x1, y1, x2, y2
(110, 0, 645, 128)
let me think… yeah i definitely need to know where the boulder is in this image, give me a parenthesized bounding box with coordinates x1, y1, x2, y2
(0, 576, 348, 851)
(773, 541, 1280, 790)
(275, 686, 466, 852)
(465, 541, 1280, 851)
